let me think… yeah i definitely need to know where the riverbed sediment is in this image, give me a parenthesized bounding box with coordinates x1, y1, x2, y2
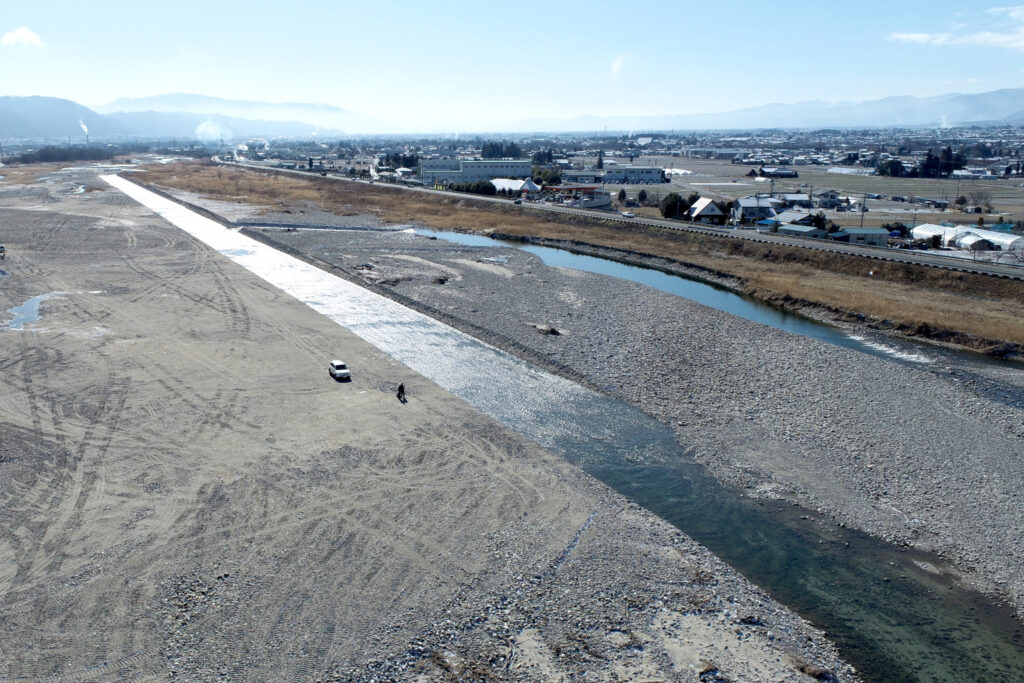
(0, 168, 857, 680)
(240, 212, 1024, 623)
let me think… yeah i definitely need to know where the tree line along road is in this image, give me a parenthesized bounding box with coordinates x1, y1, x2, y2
(224, 160, 1024, 282)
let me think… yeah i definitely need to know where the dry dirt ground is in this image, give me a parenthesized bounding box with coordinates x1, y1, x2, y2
(0, 173, 851, 680)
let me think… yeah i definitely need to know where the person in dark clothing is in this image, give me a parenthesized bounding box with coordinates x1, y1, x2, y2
(396, 383, 405, 401)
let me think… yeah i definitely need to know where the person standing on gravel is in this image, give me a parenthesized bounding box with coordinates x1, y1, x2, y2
(396, 383, 405, 402)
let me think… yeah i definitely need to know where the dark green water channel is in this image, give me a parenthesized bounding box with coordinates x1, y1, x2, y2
(539, 394, 1024, 683)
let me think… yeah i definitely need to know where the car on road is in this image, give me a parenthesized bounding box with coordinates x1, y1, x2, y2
(329, 360, 351, 380)
(621, 211, 635, 218)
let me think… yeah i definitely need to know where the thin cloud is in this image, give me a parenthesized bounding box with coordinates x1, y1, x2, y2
(890, 5, 1024, 50)
(941, 77, 982, 87)
(610, 54, 627, 80)
(988, 4, 1024, 21)
(1, 27, 44, 48)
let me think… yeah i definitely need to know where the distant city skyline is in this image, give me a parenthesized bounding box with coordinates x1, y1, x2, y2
(2, 1, 1023, 133)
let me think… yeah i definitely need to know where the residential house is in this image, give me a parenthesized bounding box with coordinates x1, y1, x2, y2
(733, 196, 782, 224)
(688, 197, 726, 224)
(774, 210, 818, 226)
(813, 189, 842, 209)
(780, 193, 813, 209)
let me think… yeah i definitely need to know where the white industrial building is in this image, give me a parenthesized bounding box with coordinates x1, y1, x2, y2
(491, 178, 542, 196)
(603, 166, 667, 184)
(420, 158, 533, 184)
(911, 224, 1024, 251)
(561, 167, 667, 184)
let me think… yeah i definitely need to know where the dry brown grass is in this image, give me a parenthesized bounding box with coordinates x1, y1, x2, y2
(1, 164, 66, 184)
(139, 162, 1024, 346)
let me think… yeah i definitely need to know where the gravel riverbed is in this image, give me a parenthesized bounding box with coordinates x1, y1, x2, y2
(2, 174, 856, 681)
(248, 215, 1024, 621)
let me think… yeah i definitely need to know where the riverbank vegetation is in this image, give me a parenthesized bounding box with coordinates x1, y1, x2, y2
(138, 161, 1024, 349)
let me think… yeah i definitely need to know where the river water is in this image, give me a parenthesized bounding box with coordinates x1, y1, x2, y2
(104, 176, 1024, 682)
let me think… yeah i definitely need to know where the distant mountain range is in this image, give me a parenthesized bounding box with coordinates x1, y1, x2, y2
(3, 88, 1024, 141)
(95, 93, 367, 133)
(0, 94, 347, 141)
(519, 88, 1024, 132)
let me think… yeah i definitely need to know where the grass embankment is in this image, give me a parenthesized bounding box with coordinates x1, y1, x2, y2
(140, 162, 1024, 349)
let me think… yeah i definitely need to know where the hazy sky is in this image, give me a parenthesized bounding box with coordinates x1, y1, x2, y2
(2, 0, 1023, 131)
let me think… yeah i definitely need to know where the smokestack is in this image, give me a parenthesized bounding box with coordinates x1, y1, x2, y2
(79, 119, 89, 144)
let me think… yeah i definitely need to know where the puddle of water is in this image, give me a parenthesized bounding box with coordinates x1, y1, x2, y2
(0, 269, 8, 277)
(3, 293, 60, 330)
(103, 175, 1024, 682)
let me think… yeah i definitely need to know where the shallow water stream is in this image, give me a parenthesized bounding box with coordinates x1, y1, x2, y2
(106, 177, 1024, 682)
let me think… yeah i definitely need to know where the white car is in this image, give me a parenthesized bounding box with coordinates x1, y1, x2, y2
(621, 211, 635, 218)
(329, 360, 351, 380)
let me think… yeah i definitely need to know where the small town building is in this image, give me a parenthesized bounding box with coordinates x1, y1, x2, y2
(420, 158, 533, 184)
(733, 196, 782, 224)
(563, 170, 603, 184)
(688, 197, 726, 224)
(543, 184, 612, 209)
(777, 224, 828, 239)
(830, 228, 890, 246)
(774, 210, 818, 226)
(780, 193, 813, 209)
(602, 166, 667, 184)
(813, 189, 842, 209)
(760, 167, 799, 178)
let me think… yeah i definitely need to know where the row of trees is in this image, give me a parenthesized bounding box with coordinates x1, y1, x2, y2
(532, 167, 561, 185)
(381, 152, 418, 169)
(877, 146, 971, 178)
(447, 180, 498, 196)
(15, 145, 113, 163)
(481, 141, 521, 159)
(916, 147, 967, 178)
(532, 149, 555, 163)
(658, 192, 701, 219)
